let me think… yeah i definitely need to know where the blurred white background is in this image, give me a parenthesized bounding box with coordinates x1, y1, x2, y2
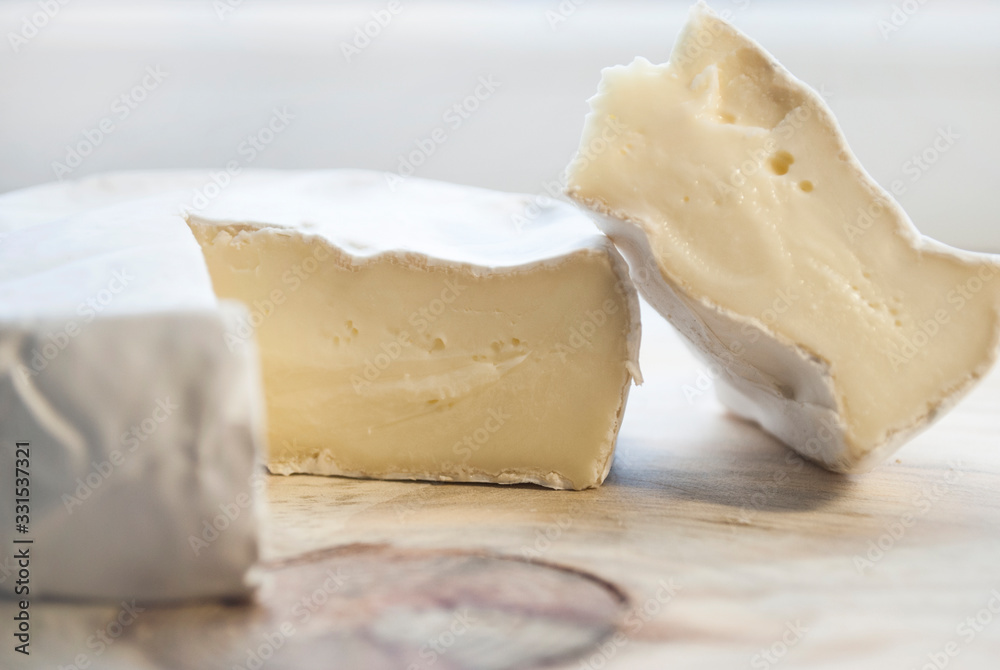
(1, 0, 998, 251)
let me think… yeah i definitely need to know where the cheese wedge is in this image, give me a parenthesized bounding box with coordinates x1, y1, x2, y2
(0, 197, 263, 601)
(187, 171, 641, 489)
(566, 2, 1000, 472)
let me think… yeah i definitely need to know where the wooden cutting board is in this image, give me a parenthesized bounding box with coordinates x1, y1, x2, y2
(6, 310, 1000, 669)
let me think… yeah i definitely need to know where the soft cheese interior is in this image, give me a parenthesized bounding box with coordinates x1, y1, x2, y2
(188, 172, 641, 489)
(566, 3, 1000, 470)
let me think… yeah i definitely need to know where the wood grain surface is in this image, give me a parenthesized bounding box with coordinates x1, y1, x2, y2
(5, 306, 1000, 669)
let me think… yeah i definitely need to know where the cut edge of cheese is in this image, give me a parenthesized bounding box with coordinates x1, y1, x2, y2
(565, 1, 1000, 472)
(185, 171, 642, 489)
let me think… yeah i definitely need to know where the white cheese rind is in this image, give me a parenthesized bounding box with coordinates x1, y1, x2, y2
(0, 171, 217, 235)
(566, 2, 1000, 472)
(0, 307, 263, 602)
(0, 202, 264, 602)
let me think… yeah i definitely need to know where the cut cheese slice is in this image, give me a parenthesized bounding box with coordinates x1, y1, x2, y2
(0, 197, 264, 601)
(566, 2, 1000, 472)
(186, 170, 641, 490)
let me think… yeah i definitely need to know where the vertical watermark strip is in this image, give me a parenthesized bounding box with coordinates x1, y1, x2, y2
(12, 441, 32, 656)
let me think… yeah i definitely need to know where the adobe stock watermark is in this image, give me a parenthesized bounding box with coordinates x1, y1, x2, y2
(385, 76, 501, 191)
(889, 126, 959, 198)
(682, 286, 800, 403)
(213, 0, 244, 20)
(350, 278, 466, 393)
(672, 0, 752, 48)
(509, 176, 566, 232)
(61, 397, 178, 514)
(913, 589, 1000, 670)
(731, 451, 808, 526)
(553, 298, 622, 363)
(223, 240, 329, 352)
(520, 502, 584, 560)
(341, 0, 403, 62)
(750, 619, 810, 669)
(877, 0, 931, 41)
(184, 106, 295, 212)
(232, 568, 351, 670)
(853, 460, 963, 573)
(55, 600, 145, 670)
(15, 269, 133, 382)
(579, 579, 683, 670)
(390, 497, 422, 524)
(845, 126, 959, 244)
(188, 470, 267, 556)
(51, 66, 168, 180)
(7, 0, 70, 54)
(545, 0, 586, 31)
(887, 261, 999, 372)
(406, 609, 478, 670)
(512, 116, 626, 232)
(289, 567, 351, 625)
(672, 5, 749, 68)
(452, 408, 511, 463)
